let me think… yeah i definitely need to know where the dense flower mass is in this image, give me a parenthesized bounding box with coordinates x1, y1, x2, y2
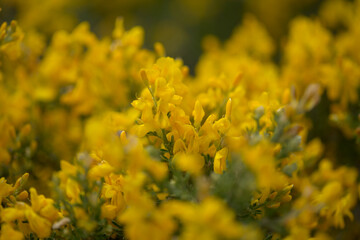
(0, 0, 360, 239)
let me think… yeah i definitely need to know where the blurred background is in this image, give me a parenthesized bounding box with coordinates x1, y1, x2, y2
(0, 0, 325, 72)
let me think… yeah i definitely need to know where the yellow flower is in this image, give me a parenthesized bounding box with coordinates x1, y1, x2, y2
(102, 174, 127, 217)
(225, 98, 232, 119)
(144, 160, 168, 181)
(112, 17, 124, 39)
(193, 100, 205, 127)
(213, 147, 228, 174)
(101, 204, 119, 219)
(29, 188, 59, 223)
(164, 197, 243, 240)
(174, 153, 204, 175)
(88, 162, 115, 180)
(65, 178, 81, 202)
(119, 194, 176, 240)
(0, 178, 14, 203)
(315, 181, 343, 205)
(0, 223, 23, 240)
(25, 209, 51, 238)
(1, 207, 25, 222)
(74, 208, 97, 232)
(213, 117, 230, 134)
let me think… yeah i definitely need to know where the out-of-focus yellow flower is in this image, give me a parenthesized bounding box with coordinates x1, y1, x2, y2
(74, 208, 97, 232)
(165, 197, 243, 240)
(213, 147, 228, 174)
(65, 178, 81, 202)
(1, 207, 25, 222)
(0, 223, 23, 240)
(174, 153, 204, 175)
(0, 178, 14, 203)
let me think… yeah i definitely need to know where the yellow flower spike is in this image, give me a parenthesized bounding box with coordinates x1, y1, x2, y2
(14, 173, 29, 189)
(112, 17, 124, 39)
(225, 98, 232, 119)
(181, 66, 189, 77)
(193, 100, 205, 127)
(214, 147, 228, 174)
(17, 190, 29, 201)
(281, 194, 292, 203)
(154, 42, 165, 57)
(29, 188, 41, 212)
(140, 69, 149, 86)
(282, 88, 291, 105)
(120, 131, 128, 145)
(269, 192, 278, 200)
(232, 72, 243, 88)
(283, 184, 294, 193)
(0, 223, 23, 240)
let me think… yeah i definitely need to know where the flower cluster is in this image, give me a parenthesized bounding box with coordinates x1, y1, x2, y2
(0, 0, 360, 239)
